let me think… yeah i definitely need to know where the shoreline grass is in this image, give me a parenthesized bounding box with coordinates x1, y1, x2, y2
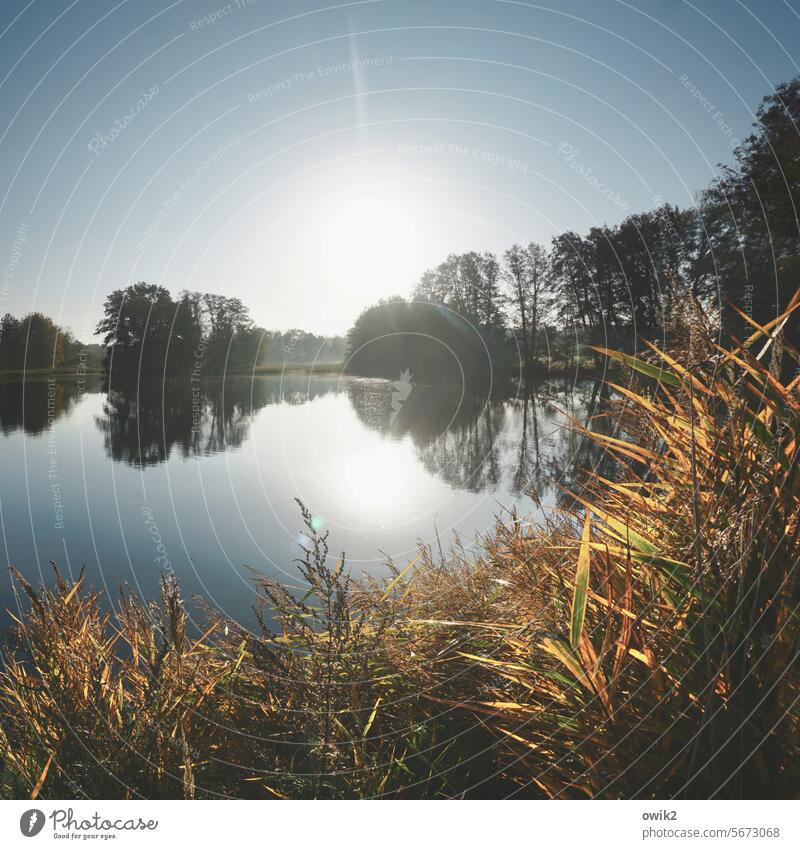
(1, 296, 798, 800)
(248, 362, 343, 375)
(0, 367, 105, 382)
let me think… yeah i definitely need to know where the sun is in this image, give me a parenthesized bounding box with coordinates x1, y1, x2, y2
(322, 195, 421, 298)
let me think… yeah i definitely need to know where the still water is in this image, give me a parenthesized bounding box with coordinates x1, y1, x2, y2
(0, 373, 600, 629)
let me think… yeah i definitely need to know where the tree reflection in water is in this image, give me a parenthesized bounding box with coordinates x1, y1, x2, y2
(0, 376, 102, 435)
(1, 373, 613, 502)
(346, 376, 612, 502)
(96, 375, 342, 467)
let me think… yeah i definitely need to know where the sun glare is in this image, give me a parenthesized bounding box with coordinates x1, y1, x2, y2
(322, 196, 420, 298)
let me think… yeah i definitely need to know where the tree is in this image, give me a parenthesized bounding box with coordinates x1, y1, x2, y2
(413, 251, 506, 334)
(96, 282, 176, 380)
(24, 313, 65, 368)
(345, 297, 514, 387)
(503, 243, 550, 370)
(0, 312, 64, 370)
(59, 328, 84, 367)
(0, 312, 100, 372)
(258, 330, 345, 365)
(550, 232, 595, 359)
(0, 313, 22, 370)
(695, 77, 800, 345)
(169, 291, 205, 373)
(476, 251, 505, 330)
(201, 294, 253, 373)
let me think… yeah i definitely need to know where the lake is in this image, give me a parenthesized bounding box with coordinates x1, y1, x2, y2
(0, 372, 601, 631)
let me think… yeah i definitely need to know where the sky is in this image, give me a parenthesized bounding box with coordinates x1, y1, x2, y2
(1, 0, 800, 338)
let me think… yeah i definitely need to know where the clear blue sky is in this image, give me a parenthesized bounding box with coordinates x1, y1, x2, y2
(1, 0, 799, 337)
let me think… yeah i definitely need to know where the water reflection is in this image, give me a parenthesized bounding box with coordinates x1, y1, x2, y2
(0, 374, 611, 500)
(97, 375, 342, 466)
(539, 379, 618, 510)
(0, 371, 615, 631)
(0, 376, 102, 435)
(346, 377, 610, 500)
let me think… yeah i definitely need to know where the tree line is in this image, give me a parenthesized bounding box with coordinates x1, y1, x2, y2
(1, 283, 345, 378)
(96, 283, 345, 379)
(4, 76, 796, 383)
(0, 312, 103, 371)
(348, 76, 800, 380)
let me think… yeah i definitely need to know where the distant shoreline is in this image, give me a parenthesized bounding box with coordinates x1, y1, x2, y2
(0, 360, 604, 387)
(0, 367, 104, 382)
(0, 363, 342, 381)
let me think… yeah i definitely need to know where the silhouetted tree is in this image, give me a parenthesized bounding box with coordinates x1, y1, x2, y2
(0, 312, 64, 370)
(201, 293, 254, 373)
(168, 290, 205, 373)
(695, 78, 800, 347)
(96, 282, 176, 381)
(96, 284, 270, 380)
(261, 330, 346, 365)
(503, 242, 551, 370)
(0, 313, 22, 370)
(345, 297, 514, 387)
(414, 251, 506, 330)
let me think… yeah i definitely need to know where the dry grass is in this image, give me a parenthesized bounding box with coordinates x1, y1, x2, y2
(1, 295, 798, 799)
(403, 294, 800, 799)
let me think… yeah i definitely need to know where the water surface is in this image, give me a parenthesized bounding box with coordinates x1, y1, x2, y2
(0, 373, 601, 629)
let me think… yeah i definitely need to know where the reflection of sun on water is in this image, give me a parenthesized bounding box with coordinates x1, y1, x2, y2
(328, 439, 423, 526)
(283, 393, 449, 532)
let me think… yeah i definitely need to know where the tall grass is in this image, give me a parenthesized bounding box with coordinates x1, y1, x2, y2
(1, 296, 798, 799)
(413, 295, 800, 798)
